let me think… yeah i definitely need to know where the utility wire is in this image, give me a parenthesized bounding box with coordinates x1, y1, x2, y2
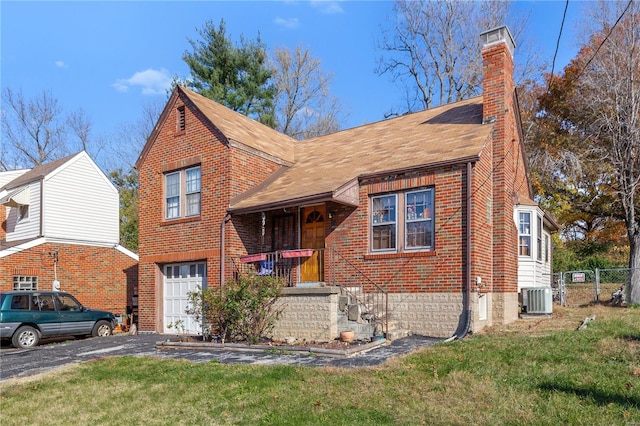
(547, 0, 570, 93)
(571, 0, 633, 83)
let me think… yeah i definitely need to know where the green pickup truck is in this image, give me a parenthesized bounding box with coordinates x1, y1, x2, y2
(0, 291, 116, 348)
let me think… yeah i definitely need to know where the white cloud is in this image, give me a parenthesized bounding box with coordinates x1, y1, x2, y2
(112, 68, 172, 95)
(274, 16, 300, 29)
(55, 60, 67, 68)
(310, 0, 344, 14)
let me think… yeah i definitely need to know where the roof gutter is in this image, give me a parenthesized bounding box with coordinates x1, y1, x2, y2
(358, 155, 481, 181)
(228, 192, 340, 215)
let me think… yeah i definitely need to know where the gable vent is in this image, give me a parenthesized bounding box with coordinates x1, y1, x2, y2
(177, 106, 186, 132)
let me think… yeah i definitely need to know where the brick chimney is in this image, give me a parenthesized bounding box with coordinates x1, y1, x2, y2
(481, 25, 520, 323)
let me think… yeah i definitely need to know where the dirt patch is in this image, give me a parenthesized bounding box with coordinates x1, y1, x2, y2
(477, 303, 629, 337)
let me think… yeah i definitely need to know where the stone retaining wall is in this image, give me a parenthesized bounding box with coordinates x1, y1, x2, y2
(271, 287, 340, 342)
(386, 293, 464, 338)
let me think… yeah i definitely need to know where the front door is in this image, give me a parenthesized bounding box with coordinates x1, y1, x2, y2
(301, 205, 325, 282)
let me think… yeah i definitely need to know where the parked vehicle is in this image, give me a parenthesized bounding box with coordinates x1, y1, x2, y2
(0, 291, 116, 348)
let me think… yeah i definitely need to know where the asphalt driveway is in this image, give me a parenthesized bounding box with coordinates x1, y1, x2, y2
(0, 333, 443, 382)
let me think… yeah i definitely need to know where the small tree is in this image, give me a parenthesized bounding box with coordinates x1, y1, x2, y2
(186, 274, 285, 344)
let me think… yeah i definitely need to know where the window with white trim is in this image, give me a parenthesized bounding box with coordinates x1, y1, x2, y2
(372, 194, 397, 251)
(537, 215, 543, 260)
(13, 276, 38, 291)
(405, 189, 434, 249)
(165, 166, 201, 220)
(371, 188, 434, 253)
(518, 212, 531, 256)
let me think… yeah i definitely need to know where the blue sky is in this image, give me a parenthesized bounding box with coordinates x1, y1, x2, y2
(1, 1, 585, 169)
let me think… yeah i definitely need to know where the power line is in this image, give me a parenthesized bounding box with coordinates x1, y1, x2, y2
(547, 0, 570, 94)
(570, 0, 633, 84)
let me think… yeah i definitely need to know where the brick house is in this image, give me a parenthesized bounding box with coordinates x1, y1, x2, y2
(136, 26, 557, 340)
(0, 151, 138, 318)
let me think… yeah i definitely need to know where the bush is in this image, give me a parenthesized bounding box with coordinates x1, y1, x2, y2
(186, 274, 285, 344)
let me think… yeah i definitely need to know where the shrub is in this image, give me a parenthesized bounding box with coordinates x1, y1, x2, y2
(186, 274, 285, 344)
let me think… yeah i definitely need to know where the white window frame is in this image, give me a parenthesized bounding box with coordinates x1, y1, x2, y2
(537, 215, 543, 261)
(13, 276, 38, 291)
(405, 189, 434, 250)
(185, 167, 201, 217)
(518, 212, 531, 257)
(370, 188, 435, 254)
(165, 166, 201, 220)
(371, 194, 397, 252)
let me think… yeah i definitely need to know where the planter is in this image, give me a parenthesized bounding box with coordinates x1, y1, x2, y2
(281, 249, 314, 258)
(340, 330, 355, 343)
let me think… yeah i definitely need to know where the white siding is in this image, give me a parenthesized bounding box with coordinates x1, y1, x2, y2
(5, 181, 41, 242)
(518, 258, 536, 290)
(0, 169, 29, 187)
(516, 206, 554, 290)
(43, 153, 119, 243)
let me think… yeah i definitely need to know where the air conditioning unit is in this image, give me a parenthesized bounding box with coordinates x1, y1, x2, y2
(521, 287, 553, 314)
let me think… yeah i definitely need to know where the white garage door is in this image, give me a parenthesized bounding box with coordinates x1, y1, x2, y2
(163, 263, 206, 334)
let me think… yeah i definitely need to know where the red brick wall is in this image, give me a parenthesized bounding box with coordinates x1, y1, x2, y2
(482, 36, 521, 294)
(326, 166, 467, 294)
(470, 140, 495, 292)
(0, 242, 137, 315)
(137, 90, 283, 332)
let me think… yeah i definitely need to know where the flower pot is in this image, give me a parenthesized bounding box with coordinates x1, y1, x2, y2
(340, 330, 355, 342)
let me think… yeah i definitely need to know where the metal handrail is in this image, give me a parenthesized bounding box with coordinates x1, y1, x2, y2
(329, 248, 388, 337)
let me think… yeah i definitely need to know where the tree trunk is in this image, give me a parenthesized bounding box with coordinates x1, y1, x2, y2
(629, 232, 640, 305)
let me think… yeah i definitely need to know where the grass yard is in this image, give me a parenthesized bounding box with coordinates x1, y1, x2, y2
(1, 304, 639, 425)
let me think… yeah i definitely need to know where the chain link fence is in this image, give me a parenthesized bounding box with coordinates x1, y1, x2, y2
(553, 268, 639, 307)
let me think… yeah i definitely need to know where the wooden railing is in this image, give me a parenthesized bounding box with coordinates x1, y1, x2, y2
(234, 249, 324, 287)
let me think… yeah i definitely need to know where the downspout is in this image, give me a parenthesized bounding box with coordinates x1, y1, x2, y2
(219, 214, 232, 292)
(39, 179, 44, 237)
(454, 161, 473, 339)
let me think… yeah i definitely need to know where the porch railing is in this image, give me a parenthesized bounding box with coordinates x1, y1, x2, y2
(329, 248, 388, 337)
(234, 249, 325, 287)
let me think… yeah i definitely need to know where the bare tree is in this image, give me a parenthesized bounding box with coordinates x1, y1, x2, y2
(577, 1, 640, 303)
(104, 98, 164, 171)
(272, 45, 345, 139)
(536, 0, 640, 303)
(1, 88, 94, 170)
(376, 0, 538, 114)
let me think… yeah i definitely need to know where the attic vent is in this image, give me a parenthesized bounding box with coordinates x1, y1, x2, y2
(177, 106, 186, 132)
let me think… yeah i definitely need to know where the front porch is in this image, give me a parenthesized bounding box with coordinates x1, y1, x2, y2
(231, 247, 390, 343)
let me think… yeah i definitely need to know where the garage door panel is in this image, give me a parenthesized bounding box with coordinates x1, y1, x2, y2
(163, 262, 206, 334)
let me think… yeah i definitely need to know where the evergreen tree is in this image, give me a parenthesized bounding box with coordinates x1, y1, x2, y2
(183, 19, 276, 127)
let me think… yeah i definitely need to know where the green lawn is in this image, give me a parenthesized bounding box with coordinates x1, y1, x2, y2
(1, 305, 639, 425)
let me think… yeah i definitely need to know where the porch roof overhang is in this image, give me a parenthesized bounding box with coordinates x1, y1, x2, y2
(0, 187, 29, 207)
(228, 182, 359, 216)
